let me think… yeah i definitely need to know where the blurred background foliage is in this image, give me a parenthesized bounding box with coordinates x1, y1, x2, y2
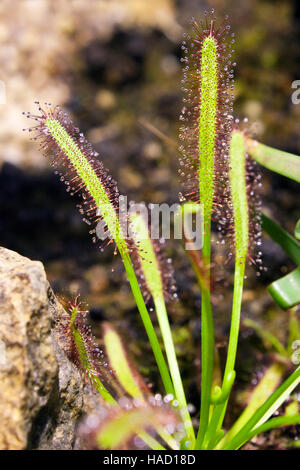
(0, 0, 299, 435)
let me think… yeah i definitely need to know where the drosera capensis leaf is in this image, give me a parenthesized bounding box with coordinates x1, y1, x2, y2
(24, 103, 181, 450)
(129, 211, 195, 448)
(227, 129, 263, 263)
(180, 12, 235, 448)
(94, 408, 168, 450)
(233, 414, 300, 448)
(103, 323, 148, 401)
(179, 14, 234, 218)
(202, 129, 262, 449)
(78, 396, 180, 450)
(55, 297, 117, 405)
(24, 103, 125, 254)
(24, 102, 174, 398)
(103, 323, 181, 450)
(57, 301, 180, 450)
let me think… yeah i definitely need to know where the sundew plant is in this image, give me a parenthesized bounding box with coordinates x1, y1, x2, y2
(24, 11, 300, 450)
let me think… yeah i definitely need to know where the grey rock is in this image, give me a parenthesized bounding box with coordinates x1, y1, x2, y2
(0, 247, 86, 450)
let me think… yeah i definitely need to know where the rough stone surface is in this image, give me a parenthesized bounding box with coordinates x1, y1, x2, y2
(0, 247, 86, 450)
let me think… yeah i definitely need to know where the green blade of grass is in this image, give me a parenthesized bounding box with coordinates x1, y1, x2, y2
(245, 138, 300, 183)
(261, 214, 300, 265)
(261, 214, 300, 309)
(295, 220, 300, 240)
(268, 266, 300, 310)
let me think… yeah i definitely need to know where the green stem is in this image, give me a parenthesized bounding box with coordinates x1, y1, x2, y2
(202, 130, 250, 448)
(224, 257, 245, 379)
(122, 252, 174, 396)
(237, 414, 300, 448)
(194, 33, 220, 448)
(203, 256, 245, 449)
(128, 211, 193, 446)
(138, 431, 166, 450)
(218, 362, 285, 448)
(89, 386, 169, 451)
(222, 365, 300, 450)
(195, 219, 215, 449)
(154, 295, 195, 448)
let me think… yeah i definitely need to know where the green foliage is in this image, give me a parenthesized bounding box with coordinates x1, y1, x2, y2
(222, 366, 300, 449)
(103, 323, 145, 400)
(246, 138, 300, 183)
(65, 301, 116, 405)
(25, 12, 300, 451)
(268, 267, 300, 310)
(262, 214, 300, 309)
(295, 220, 300, 240)
(198, 35, 219, 228)
(45, 117, 127, 256)
(219, 362, 285, 447)
(262, 214, 300, 265)
(193, 30, 223, 450)
(129, 212, 195, 446)
(229, 131, 249, 261)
